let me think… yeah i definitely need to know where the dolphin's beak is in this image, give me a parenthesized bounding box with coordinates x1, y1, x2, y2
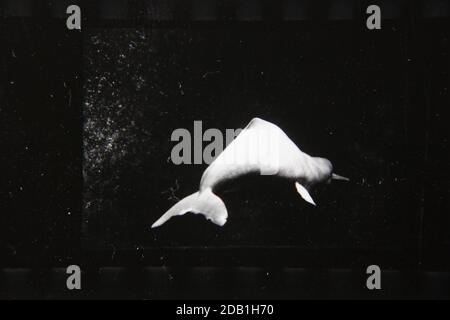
(332, 173, 350, 181)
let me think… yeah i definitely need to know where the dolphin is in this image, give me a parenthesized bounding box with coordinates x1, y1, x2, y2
(152, 117, 349, 228)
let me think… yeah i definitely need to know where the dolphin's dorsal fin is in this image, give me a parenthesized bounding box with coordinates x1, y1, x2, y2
(295, 182, 316, 206)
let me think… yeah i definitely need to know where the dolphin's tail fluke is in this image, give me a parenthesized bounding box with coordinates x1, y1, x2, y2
(151, 188, 228, 228)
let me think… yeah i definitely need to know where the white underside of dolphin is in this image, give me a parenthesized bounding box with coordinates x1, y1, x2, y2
(152, 117, 349, 228)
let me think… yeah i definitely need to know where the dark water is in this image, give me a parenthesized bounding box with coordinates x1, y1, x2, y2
(0, 16, 448, 271)
(82, 21, 448, 263)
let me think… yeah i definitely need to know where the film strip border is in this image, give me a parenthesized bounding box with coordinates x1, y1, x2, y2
(0, 0, 449, 21)
(1, 267, 450, 299)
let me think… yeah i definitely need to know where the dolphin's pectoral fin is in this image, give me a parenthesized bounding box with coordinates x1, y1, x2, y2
(295, 182, 316, 206)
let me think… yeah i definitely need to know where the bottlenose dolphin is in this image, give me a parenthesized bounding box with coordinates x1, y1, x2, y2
(152, 118, 349, 228)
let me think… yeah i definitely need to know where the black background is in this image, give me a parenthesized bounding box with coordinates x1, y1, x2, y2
(0, 0, 449, 299)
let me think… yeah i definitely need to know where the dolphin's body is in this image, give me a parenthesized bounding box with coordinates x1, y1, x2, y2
(152, 118, 348, 228)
